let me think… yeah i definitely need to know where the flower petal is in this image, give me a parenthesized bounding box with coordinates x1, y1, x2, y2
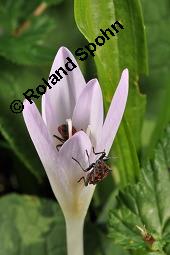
(58, 131, 92, 183)
(58, 131, 95, 217)
(23, 100, 67, 204)
(72, 79, 103, 147)
(99, 69, 129, 154)
(42, 47, 86, 136)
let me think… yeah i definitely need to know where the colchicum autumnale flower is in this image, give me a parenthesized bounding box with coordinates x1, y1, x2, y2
(23, 47, 129, 255)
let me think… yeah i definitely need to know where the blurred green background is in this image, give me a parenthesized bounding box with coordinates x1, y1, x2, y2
(0, 0, 88, 196)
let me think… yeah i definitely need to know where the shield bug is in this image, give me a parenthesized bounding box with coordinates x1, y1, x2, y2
(54, 124, 77, 151)
(72, 147, 112, 186)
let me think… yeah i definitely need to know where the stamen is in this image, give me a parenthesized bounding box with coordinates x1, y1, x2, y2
(66, 119, 72, 139)
(86, 125, 91, 137)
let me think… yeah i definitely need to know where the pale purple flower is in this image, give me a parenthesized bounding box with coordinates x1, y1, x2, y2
(23, 47, 128, 255)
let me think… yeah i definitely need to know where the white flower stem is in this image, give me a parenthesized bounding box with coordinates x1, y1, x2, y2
(65, 216, 84, 255)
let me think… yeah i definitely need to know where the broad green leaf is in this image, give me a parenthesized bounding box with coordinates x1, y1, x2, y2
(141, 0, 170, 159)
(74, 0, 147, 185)
(108, 125, 170, 254)
(75, 0, 147, 94)
(0, 194, 125, 255)
(112, 119, 140, 186)
(0, 194, 66, 255)
(0, 61, 45, 181)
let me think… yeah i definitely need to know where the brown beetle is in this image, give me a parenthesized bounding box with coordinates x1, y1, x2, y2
(72, 147, 112, 186)
(54, 124, 77, 151)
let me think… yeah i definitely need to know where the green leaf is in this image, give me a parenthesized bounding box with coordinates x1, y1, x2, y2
(141, 0, 170, 160)
(0, 194, 66, 255)
(112, 119, 140, 186)
(0, 17, 55, 66)
(0, 0, 41, 31)
(0, 1, 57, 65)
(108, 125, 170, 254)
(74, 0, 147, 92)
(45, 0, 64, 5)
(0, 61, 45, 181)
(98, 232, 130, 255)
(74, 0, 147, 185)
(0, 18, 54, 65)
(0, 194, 125, 255)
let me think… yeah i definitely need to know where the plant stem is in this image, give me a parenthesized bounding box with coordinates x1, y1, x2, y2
(65, 217, 84, 255)
(13, 2, 47, 36)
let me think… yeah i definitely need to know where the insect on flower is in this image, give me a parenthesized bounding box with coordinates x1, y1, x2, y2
(72, 147, 112, 186)
(22, 46, 129, 255)
(54, 123, 77, 151)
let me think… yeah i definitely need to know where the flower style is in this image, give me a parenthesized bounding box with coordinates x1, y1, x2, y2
(23, 47, 128, 255)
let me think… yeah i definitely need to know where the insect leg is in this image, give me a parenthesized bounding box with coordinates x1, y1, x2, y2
(56, 144, 62, 151)
(72, 157, 95, 172)
(93, 147, 105, 155)
(84, 163, 95, 172)
(103, 157, 110, 162)
(77, 176, 88, 186)
(103, 156, 118, 162)
(92, 147, 106, 159)
(85, 150, 90, 166)
(53, 135, 65, 142)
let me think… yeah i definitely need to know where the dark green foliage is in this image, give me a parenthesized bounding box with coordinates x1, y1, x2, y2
(0, 194, 66, 255)
(141, 0, 170, 159)
(0, 0, 64, 65)
(109, 125, 170, 254)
